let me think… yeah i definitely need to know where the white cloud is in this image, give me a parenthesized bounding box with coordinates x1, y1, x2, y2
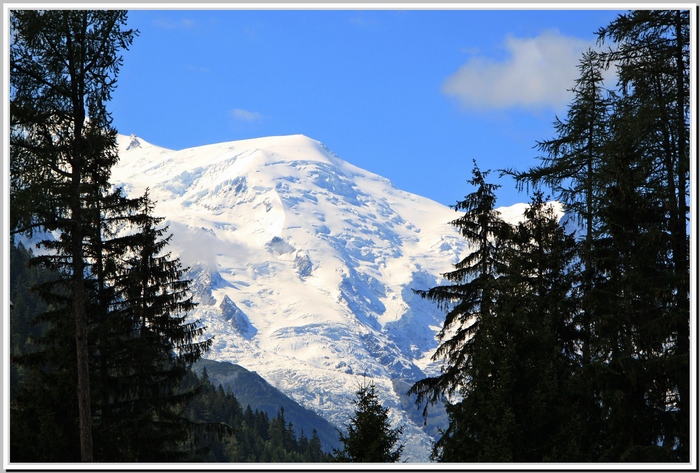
(230, 108, 263, 123)
(442, 30, 591, 111)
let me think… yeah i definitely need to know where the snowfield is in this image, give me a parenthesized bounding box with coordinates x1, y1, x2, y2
(111, 133, 547, 461)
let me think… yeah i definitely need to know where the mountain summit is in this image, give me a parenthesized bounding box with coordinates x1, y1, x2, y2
(111, 134, 529, 461)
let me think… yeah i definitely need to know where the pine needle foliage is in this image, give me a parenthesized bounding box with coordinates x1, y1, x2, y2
(409, 162, 511, 412)
(335, 380, 404, 462)
(413, 9, 689, 463)
(10, 10, 215, 462)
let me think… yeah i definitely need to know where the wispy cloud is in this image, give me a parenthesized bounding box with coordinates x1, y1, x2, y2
(152, 16, 197, 30)
(349, 12, 378, 28)
(442, 30, 592, 111)
(230, 108, 264, 123)
(184, 64, 212, 74)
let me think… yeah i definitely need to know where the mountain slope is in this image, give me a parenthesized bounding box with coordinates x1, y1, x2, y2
(111, 133, 541, 461)
(192, 359, 341, 452)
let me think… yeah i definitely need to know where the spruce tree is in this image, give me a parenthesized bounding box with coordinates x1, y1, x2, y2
(91, 191, 213, 461)
(9, 242, 81, 462)
(335, 381, 404, 462)
(307, 430, 325, 462)
(408, 162, 512, 460)
(11, 187, 214, 463)
(409, 162, 509, 403)
(416, 189, 582, 461)
(8, 240, 56, 392)
(492, 192, 581, 461)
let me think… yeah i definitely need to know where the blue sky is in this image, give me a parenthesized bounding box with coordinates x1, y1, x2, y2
(109, 6, 628, 208)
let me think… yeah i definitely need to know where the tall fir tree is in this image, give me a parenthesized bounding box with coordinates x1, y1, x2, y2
(10, 10, 137, 460)
(506, 45, 614, 461)
(505, 9, 690, 461)
(508, 47, 612, 371)
(10, 10, 218, 462)
(595, 10, 690, 459)
(587, 91, 681, 461)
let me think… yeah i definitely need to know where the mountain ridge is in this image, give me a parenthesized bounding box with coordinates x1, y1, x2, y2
(109, 133, 550, 461)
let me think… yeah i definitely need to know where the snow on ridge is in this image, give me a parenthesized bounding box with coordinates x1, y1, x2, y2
(109, 133, 560, 462)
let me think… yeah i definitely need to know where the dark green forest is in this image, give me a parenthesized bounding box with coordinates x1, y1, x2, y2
(410, 9, 691, 463)
(8, 8, 691, 464)
(179, 367, 333, 462)
(9, 241, 333, 462)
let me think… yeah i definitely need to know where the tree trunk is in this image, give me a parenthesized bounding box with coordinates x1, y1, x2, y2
(69, 73, 93, 459)
(72, 168, 93, 462)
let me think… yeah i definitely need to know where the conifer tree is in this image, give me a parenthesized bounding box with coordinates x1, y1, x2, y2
(413, 187, 582, 461)
(10, 10, 218, 462)
(505, 46, 614, 460)
(490, 192, 581, 461)
(595, 10, 690, 459)
(335, 381, 404, 462)
(10, 243, 82, 462)
(507, 48, 611, 369)
(505, 9, 690, 461)
(586, 91, 681, 462)
(408, 162, 511, 460)
(307, 430, 325, 462)
(409, 162, 510, 408)
(91, 191, 213, 461)
(10, 10, 136, 461)
(8, 240, 55, 392)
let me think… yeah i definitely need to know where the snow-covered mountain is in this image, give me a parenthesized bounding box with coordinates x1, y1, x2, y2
(111, 133, 542, 461)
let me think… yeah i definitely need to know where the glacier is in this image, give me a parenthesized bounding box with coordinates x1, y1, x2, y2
(110, 133, 544, 462)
